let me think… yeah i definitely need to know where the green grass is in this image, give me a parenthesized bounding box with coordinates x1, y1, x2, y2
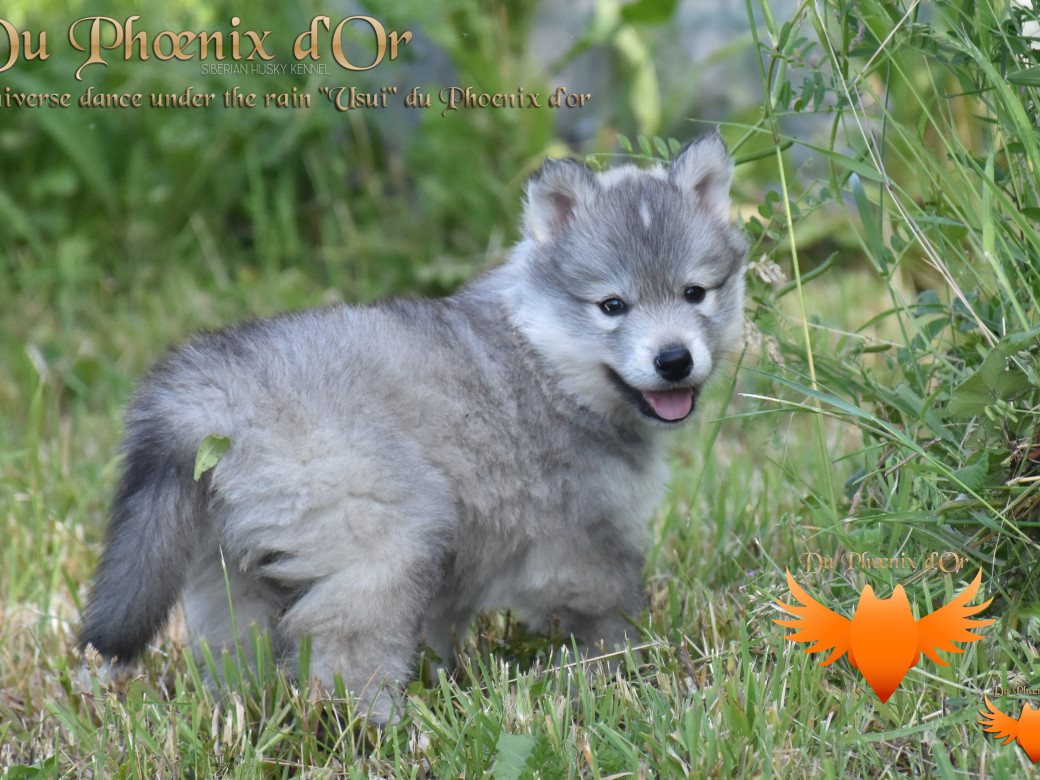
(3, 0, 1040, 776)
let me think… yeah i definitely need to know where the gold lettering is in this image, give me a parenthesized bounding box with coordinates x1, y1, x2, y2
(294, 16, 329, 60)
(197, 31, 223, 60)
(241, 29, 273, 60)
(153, 30, 198, 61)
(330, 16, 409, 71)
(0, 21, 48, 71)
(124, 16, 148, 61)
(799, 552, 823, 573)
(70, 16, 273, 78)
(387, 28, 412, 59)
(0, 19, 20, 73)
(939, 551, 962, 573)
(69, 16, 122, 80)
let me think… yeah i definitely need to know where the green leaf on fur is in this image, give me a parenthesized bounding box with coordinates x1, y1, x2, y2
(194, 434, 230, 482)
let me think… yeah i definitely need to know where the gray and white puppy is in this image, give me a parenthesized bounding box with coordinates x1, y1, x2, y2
(81, 131, 747, 720)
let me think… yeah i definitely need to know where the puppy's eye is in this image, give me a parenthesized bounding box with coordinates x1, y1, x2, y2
(684, 285, 707, 304)
(599, 297, 627, 315)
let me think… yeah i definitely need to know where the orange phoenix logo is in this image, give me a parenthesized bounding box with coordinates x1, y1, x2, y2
(979, 697, 1040, 763)
(774, 569, 993, 702)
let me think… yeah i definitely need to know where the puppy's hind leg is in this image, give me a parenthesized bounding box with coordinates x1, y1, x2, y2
(273, 479, 456, 724)
(281, 569, 429, 722)
(182, 527, 289, 683)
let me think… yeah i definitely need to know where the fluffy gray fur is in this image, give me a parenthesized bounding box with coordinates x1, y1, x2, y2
(81, 131, 748, 721)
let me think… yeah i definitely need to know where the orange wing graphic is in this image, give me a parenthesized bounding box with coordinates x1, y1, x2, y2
(914, 569, 994, 665)
(979, 697, 1040, 763)
(774, 568, 852, 665)
(979, 696, 1020, 745)
(776, 569, 994, 702)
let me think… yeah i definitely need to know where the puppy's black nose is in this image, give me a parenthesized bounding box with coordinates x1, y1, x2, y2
(654, 347, 693, 382)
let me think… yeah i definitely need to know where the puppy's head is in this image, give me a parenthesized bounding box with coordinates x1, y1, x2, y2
(509, 132, 748, 427)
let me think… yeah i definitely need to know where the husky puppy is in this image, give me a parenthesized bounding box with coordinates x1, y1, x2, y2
(81, 131, 747, 720)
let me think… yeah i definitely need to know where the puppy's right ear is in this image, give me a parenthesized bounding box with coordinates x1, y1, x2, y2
(669, 130, 735, 222)
(522, 158, 597, 243)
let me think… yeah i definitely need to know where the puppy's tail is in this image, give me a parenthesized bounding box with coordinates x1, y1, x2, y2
(80, 416, 210, 663)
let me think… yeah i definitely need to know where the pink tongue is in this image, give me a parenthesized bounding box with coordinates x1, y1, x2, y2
(642, 389, 693, 421)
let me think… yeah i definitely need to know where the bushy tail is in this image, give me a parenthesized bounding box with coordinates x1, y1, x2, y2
(80, 419, 208, 662)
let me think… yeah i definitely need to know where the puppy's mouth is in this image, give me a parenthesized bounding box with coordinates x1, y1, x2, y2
(606, 368, 697, 423)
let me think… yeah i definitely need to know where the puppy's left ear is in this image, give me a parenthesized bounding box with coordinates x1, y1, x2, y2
(670, 130, 735, 221)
